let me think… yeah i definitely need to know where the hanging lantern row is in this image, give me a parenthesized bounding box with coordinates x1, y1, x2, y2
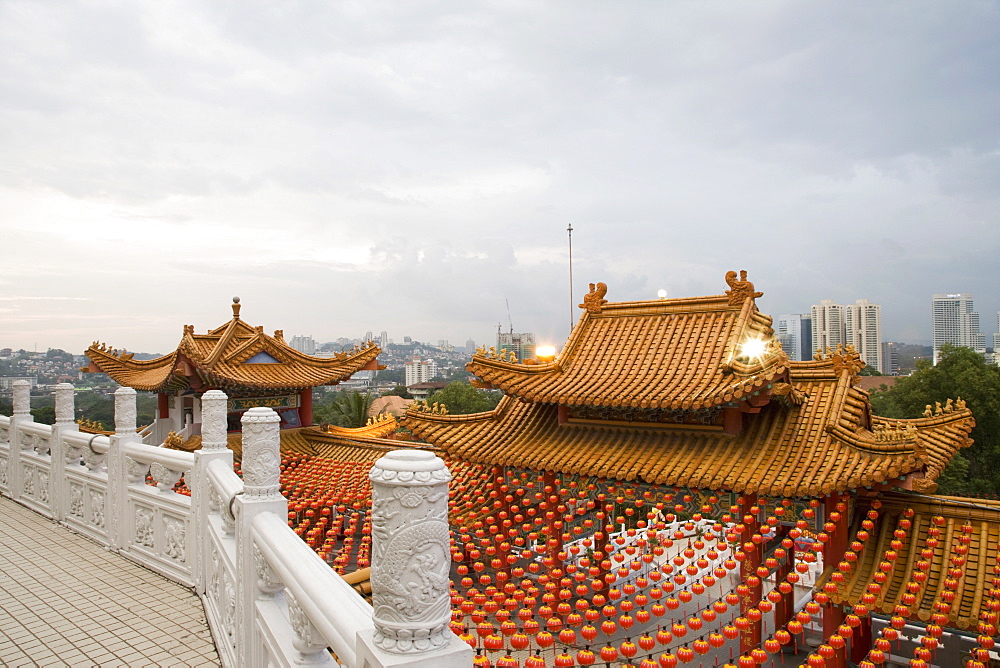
(970, 546, 1000, 668)
(855, 507, 921, 668)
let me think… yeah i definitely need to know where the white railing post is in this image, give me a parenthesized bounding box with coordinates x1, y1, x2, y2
(49, 382, 78, 521)
(234, 407, 287, 667)
(108, 386, 140, 550)
(193, 389, 233, 594)
(357, 450, 472, 667)
(8, 379, 33, 500)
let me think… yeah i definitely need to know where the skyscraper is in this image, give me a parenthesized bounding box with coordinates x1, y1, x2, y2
(931, 293, 985, 364)
(775, 314, 812, 361)
(404, 357, 439, 386)
(881, 342, 900, 376)
(290, 335, 317, 355)
(844, 299, 882, 373)
(497, 332, 536, 363)
(811, 300, 845, 354)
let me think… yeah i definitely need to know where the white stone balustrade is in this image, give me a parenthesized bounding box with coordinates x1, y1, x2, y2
(0, 383, 468, 668)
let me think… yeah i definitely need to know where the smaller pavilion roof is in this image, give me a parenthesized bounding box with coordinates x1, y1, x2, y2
(83, 299, 381, 393)
(466, 274, 788, 411)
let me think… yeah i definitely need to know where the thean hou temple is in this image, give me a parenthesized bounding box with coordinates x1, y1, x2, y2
(81, 273, 999, 667)
(400, 271, 997, 668)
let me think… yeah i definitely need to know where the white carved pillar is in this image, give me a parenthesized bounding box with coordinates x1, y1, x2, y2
(8, 379, 33, 500)
(193, 390, 233, 594)
(357, 450, 472, 667)
(49, 383, 78, 521)
(234, 407, 287, 667)
(108, 386, 140, 550)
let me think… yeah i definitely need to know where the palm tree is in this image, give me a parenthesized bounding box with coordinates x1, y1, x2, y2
(328, 391, 374, 428)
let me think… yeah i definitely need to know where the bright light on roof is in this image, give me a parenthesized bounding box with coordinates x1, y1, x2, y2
(536, 345, 556, 360)
(740, 337, 767, 361)
(657, 289, 667, 299)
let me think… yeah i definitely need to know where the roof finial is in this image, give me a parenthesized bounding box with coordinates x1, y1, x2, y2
(232, 296, 241, 318)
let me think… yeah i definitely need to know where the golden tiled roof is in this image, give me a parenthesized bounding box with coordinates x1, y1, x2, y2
(467, 284, 788, 410)
(819, 491, 1000, 631)
(174, 425, 436, 463)
(407, 274, 975, 496)
(318, 415, 399, 440)
(84, 299, 380, 392)
(407, 381, 970, 496)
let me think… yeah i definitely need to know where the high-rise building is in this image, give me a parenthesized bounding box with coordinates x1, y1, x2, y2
(811, 300, 845, 354)
(498, 331, 536, 363)
(931, 294, 985, 364)
(775, 314, 813, 361)
(379, 331, 389, 348)
(405, 357, 439, 387)
(845, 299, 883, 373)
(991, 312, 1000, 366)
(881, 342, 900, 376)
(465, 338, 476, 353)
(290, 335, 317, 355)
(364, 330, 374, 343)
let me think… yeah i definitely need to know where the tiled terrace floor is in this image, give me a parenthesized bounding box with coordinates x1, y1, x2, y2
(0, 495, 219, 667)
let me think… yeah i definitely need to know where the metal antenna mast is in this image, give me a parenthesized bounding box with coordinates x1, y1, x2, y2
(567, 224, 574, 332)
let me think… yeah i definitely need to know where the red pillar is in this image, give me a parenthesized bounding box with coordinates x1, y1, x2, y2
(158, 392, 170, 419)
(850, 614, 872, 665)
(299, 388, 313, 426)
(740, 493, 762, 655)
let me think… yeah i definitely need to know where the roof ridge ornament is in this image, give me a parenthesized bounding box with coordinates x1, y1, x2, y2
(232, 296, 241, 319)
(724, 270, 764, 306)
(579, 282, 608, 314)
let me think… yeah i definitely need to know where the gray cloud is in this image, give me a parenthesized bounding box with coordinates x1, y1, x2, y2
(0, 0, 998, 353)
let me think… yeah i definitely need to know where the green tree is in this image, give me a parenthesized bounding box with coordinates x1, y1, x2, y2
(869, 345, 1000, 495)
(425, 382, 501, 415)
(315, 391, 374, 428)
(382, 385, 413, 399)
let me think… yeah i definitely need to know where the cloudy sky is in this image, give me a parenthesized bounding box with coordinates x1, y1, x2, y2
(1, 1, 998, 355)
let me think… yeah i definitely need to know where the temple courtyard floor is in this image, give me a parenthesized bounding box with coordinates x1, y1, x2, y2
(0, 495, 220, 667)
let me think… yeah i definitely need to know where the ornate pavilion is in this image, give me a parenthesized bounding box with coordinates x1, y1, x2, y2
(394, 272, 997, 668)
(82, 298, 381, 436)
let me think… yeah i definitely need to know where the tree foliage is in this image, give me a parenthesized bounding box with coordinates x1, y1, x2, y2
(383, 385, 413, 399)
(314, 391, 374, 428)
(425, 382, 502, 415)
(869, 345, 1000, 495)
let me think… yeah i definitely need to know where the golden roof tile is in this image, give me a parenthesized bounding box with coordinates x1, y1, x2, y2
(407, 364, 973, 497)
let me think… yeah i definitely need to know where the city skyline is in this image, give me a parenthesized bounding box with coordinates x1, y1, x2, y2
(1, 2, 998, 353)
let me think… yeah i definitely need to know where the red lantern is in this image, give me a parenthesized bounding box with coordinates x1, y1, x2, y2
(658, 653, 677, 668)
